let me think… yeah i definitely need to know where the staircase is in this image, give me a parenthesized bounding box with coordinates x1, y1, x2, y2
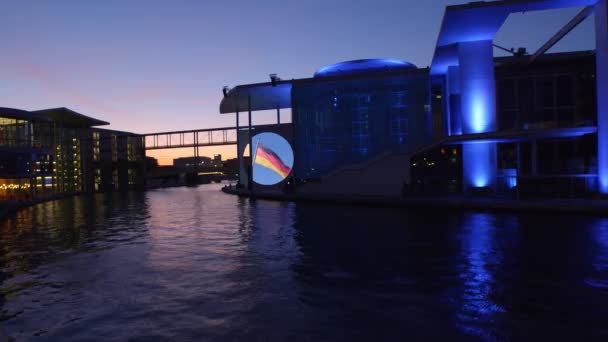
(298, 152, 411, 197)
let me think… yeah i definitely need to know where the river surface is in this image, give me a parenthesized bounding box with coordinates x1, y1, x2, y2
(1, 184, 608, 341)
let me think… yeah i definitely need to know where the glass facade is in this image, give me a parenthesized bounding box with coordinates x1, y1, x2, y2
(127, 136, 143, 162)
(292, 73, 430, 179)
(496, 73, 596, 130)
(93, 131, 100, 161)
(0, 108, 146, 201)
(111, 135, 118, 162)
(410, 145, 462, 195)
(54, 132, 82, 193)
(410, 52, 600, 198)
(0, 117, 30, 147)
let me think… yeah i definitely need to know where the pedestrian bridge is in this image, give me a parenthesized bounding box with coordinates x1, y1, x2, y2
(142, 126, 238, 150)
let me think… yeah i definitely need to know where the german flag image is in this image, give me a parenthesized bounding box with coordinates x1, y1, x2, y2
(253, 143, 291, 179)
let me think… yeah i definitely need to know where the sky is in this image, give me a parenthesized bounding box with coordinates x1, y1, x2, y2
(0, 0, 596, 164)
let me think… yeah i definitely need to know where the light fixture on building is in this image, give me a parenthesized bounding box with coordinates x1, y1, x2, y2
(269, 74, 280, 87)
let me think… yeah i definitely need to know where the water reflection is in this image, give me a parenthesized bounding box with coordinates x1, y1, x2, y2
(587, 219, 608, 290)
(455, 213, 508, 339)
(290, 205, 468, 340)
(1, 192, 149, 277)
(1, 185, 608, 340)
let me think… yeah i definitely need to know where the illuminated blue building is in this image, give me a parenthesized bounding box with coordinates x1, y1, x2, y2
(220, 0, 608, 198)
(220, 59, 432, 187)
(417, 0, 608, 197)
(293, 60, 430, 179)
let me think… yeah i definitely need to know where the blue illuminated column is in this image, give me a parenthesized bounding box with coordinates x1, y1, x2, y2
(462, 143, 497, 189)
(597, 0, 608, 194)
(459, 40, 497, 191)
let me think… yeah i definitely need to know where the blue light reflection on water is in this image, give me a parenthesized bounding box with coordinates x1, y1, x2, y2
(587, 219, 608, 290)
(455, 213, 510, 339)
(1, 185, 608, 340)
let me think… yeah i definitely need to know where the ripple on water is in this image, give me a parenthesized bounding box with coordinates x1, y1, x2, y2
(1, 184, 608, 340)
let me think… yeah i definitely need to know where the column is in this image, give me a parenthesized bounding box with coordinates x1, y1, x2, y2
(459, 40, 496, 134)
(596, 0, 608, 193)
(459, 40, 498, 192)
(236, 111, 241, 187)
(248, 95, 253, 191)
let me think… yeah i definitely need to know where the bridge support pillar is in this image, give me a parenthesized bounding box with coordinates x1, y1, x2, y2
(236, 111, 241, 187)
(248, 95, 253, 191)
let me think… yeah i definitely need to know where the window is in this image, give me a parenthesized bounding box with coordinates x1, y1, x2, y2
(128, 168, 137, 185)
(127, 136, 140, 162)
(0, 118, 29, 147)
(390, 108, 408, 145)
(94, 168, 101, 192)
(556, 75, 574, 107)
(93, 132, 100, 161)
(111, 135, 118, 162)
(112, 168, 119, 190)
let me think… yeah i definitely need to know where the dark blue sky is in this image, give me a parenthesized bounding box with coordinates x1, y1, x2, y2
(0, 0, 595, 162)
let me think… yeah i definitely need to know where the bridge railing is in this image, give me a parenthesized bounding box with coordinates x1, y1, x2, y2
(142, 127, 238, 150)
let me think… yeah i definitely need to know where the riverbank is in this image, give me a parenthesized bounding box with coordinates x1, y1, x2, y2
(222, 186, 608, 216)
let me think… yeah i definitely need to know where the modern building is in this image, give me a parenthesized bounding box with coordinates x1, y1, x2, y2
(292, 60, 431, 179)
(412, 0, 607, 198)
(412, 51, 598, 197)
(221, 60, 430, 192)
(220, 0, 608, 199)
(0, 107, 145, 201)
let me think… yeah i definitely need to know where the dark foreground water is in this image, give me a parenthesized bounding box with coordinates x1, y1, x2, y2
(1, 184, 608, 341)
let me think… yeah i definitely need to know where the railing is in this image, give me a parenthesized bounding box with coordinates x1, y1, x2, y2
(497, 173, 598, 199)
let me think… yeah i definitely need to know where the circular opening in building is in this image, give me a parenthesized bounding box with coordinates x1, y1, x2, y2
(251, 132, 293, 185)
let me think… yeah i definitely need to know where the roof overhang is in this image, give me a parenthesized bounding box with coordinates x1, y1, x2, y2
(219, 81, 292, 114)
(218, 67, 431, 114)
(32, 107, 109, 127)
(0, 107, 51, 122)
(430, 0, 599, 75)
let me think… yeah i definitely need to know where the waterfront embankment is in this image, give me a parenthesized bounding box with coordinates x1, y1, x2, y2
(222, 186, 608, 216)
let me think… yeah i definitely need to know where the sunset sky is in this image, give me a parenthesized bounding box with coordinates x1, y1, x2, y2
(0, 0, 596, 164)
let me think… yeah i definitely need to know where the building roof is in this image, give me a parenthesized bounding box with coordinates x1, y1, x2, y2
(430, 0, 599, 75)
(314, 59, 417, 78)
(219, 62, 428, 114)
(219, 82, 292, 114)
(32, 107, 109, 127)
(0, 107, 51, 122)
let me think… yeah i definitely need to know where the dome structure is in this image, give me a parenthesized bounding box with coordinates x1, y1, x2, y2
(314, 59, 417, 78)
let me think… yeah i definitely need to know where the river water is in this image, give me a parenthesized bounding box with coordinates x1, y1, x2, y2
(1, 184, 607, 341)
